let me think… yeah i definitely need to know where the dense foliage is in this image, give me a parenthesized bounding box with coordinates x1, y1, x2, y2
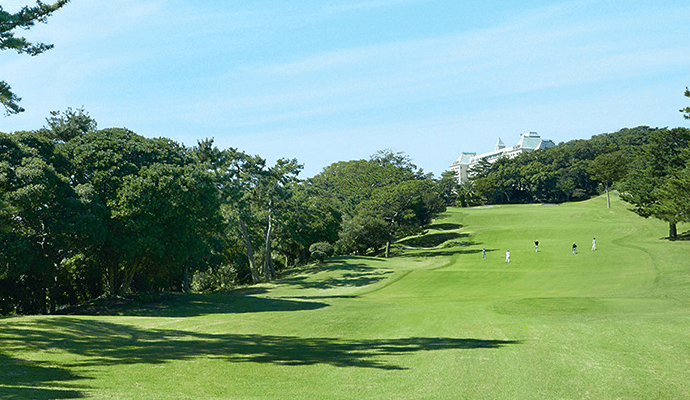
(619, 127, 690, 238)
(450, 125, 690, 239)
(2, 105, 688, 314)
(0, 111, 447, 314)
(309, 151, 447, 257)
(453, 126, 656, 206)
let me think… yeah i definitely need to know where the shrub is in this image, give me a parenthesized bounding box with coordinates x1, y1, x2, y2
(309, 242, 334, 263)
(191, 265, 236, 293)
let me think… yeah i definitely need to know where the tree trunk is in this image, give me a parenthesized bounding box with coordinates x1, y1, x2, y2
(119, 258, 142, 296)
(183, 264, 190, 293)
(106, 258, 117, 298)
(669, 222, 677, 240)
(299, 249, 307, 265)
(48, 272, 58, 314)
(239, 217, 260, 283)
(264, 206, 274, 282)
(385, 240, 391, 258)
(605, 185, 611, 209)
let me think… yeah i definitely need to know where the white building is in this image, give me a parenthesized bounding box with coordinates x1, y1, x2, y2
(450, 132, 555, 184)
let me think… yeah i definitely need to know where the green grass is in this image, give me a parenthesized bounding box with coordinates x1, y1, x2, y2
(2, 195, 689, 399)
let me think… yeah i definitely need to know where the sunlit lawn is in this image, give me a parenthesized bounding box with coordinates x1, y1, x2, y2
(1, 195, 689, 399)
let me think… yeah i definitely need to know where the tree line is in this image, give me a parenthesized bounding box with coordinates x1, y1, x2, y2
(452, 125, 690, 239)
(3, 2, 689, 314)
(3, 111, 688, 315)
(0, 109, 449, 314)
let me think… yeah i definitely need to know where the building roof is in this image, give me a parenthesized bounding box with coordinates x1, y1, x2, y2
(453, 152, 476, 164)
(517, 132, 545, 150)
(454, 132, 555, 166)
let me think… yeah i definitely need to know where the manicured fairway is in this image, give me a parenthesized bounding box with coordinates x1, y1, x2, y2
(1, 195, 689, 399)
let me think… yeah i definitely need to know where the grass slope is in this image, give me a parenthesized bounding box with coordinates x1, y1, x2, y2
(1, 195, 689, 399)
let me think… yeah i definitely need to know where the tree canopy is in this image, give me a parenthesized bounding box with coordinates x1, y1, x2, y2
(0, 1, 69, 115)
(460, 127, 653, 206)
(681, 87, 690, 121)
(310, 150, 446, 257)
(619, 127, 690, 239)
(2, 105, 689, 314)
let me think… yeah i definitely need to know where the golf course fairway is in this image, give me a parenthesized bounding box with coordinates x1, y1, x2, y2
(1, 195, 689, 399)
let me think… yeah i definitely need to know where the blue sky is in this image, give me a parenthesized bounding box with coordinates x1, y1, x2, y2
(2, 0, 689, 177)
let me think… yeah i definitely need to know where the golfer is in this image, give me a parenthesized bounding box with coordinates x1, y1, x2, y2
(505, 250, 510, 263)
(534, 240, 539, 252)
(592, 238, 596, 251)
(482, 248, 486, 259)
(572, 243, 577, 255)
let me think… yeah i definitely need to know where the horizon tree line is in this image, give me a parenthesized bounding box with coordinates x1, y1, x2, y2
(0, 108, 449, 314)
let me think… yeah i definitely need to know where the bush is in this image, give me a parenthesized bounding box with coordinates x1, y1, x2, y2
(309, 242, 334, 263)
(191, 265, 236, 293)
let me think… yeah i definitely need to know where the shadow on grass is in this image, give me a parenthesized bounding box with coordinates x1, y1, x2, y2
(395, 237, 487, 258)
(427, 223, 463, 231)
(60, 257, 393, 317)
(399, 247, 485, 258)
(398, 232, 469, 248)
(0, 387, 84, 400)
(279, 259, 393, 291)
(0, 318, 521, 372)
(671, 230, 690, 241)
(58, 292, 329, 318)
(0, 353, 87, 399)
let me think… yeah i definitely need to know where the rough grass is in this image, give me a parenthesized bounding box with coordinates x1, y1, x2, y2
(1, 195, 689, 399)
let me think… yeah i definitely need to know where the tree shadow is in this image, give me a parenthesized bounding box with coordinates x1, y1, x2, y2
(671, 230, 690, 241)
(60, 257, 392, 317)
(0, 318, 521, 372)
(0, 387, 85, 400)
(58, 292, 328, 318)
(301, 260, 380, 273)
(399, 247, 485, 258)
(398, 232, 469, 248)
(427, 223, 463, 231)
(279, 260, 393, 291)
(0, 353, 87, 399)
(393, 235, 484, 258)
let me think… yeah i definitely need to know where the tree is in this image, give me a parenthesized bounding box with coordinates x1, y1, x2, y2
(653, 162, 690, 236)
(472, 176, 499, 204)
(110, 163, 223, 293)
(455, 181, 482, 207)
(1, 1, 69, 115)
(255, 158, 302, 281)
(620, 127, 690, 239)
(191, 142, 307, 283)
(587, 151, 628, 208)
(0, 130, 99, 314)
(192, 142, 265, 284)
(43, 107, 97, 142)
(435, 171, 459, 206)
(309, 242, 334, 263)
(63, 127, 198, 296)
(272, 181, 341, 266)
(681, 87, 690, 120)
(312, 151, 444, 257)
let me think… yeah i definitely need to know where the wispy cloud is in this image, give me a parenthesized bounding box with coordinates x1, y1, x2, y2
(2, 0, 688, 176)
